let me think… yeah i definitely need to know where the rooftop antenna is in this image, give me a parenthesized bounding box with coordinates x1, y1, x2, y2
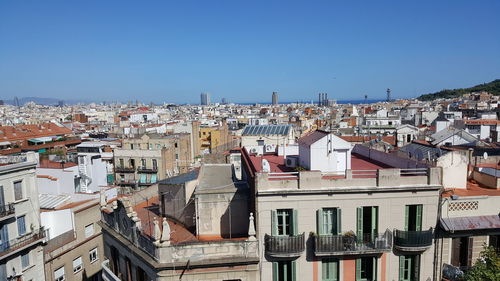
(386, 88, 391, 102)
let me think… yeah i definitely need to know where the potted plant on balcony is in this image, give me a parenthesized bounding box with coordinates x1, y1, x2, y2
(343, 230, 356, 251)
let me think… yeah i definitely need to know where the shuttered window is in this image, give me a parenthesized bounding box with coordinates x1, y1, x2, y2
(399, 255, 420, 281)
(322, 258, 339, 281)
(273, 260, 296, 281)
(356, 256, 377, 281)
(317, 208, 341, 235)
(14, 180, 23, 201)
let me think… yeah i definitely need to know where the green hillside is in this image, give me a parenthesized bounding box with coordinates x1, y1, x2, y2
(417, 79, 500, 101)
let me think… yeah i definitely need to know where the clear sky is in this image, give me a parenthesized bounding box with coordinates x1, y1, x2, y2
(1, 0, 499, 104)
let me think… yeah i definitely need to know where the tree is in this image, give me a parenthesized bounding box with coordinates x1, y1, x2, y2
(465, 245, 500, 281)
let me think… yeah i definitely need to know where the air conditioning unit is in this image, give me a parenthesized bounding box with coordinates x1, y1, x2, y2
(265, 144, 275, 153)
(249, 148, 258, 154)
(285, 157, 298, 168)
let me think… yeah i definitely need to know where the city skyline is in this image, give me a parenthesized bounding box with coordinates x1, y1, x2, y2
(1, 1, 499, 103)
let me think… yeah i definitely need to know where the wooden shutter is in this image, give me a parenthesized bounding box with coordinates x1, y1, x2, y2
(336, 208, 342, 235)
(272, 262, 278, 281)
(416, 205, 423, 231)
(271, 210, 277, 236)
(292, 209, 298, 235)
(355, 258, 361, 281)
(413, 255, 420, 281)
(467, 237, 473, 267)
(404, 205, 409, 231)
(373, 257, 378, 281)
(356, 207, 363, 239)
(291, 260, 297, 281)
(450, 238, 460, 266)
(371, 207, 378, 240)
(399, 256, 405, 281)
(317, 209, 324, 235)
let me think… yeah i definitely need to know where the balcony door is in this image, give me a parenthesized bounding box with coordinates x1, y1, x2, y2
(272, 209, 297, 236)
(405, 205, 422, 231)
(399, 255, 420, 281)
(0, 224, 9, 251)
(357, 206, 378, 242)
(356, 256, 377, 281)
(273, 260, 296, 281)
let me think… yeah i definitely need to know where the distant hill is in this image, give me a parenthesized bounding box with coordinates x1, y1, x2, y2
(418, 79, 500, 101)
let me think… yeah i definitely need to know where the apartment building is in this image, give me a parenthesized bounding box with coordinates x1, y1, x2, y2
(42, 199, 105, 281)
(241, 131, 442, 281)
(0, 152, 47, 280)
(435, 164, 500, 280)
(99, 164, 259, 281)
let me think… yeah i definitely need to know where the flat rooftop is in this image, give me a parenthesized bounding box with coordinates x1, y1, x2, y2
(443, 180, 500, 198)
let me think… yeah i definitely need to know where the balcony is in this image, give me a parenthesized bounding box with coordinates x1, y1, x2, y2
(0, 203, 15, 221)
(0, 227, 47, 260)
(313, 230, 392, 256)
(117, 179, 137, 186)
(264, 233, 305, 258)
(115, 166, 135, 173)
(393, 228, 433, 252)
(102, 260, 122, 281)
(137, 167, 158, 173)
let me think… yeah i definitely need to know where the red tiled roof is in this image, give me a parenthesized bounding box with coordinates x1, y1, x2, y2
(464, 119, 500, 125)
(0, 122, 72, 142)
(38, 159, 77, 169)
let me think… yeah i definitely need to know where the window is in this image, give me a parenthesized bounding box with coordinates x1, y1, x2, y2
(85, 223, 94, 238)
(73, 256, 83, 273)
(54, 267, 65, 281)
(175, 142, 178, 148)
(405, 205, 422, 231)
(357, 206, 378, 243)
(17, 215, 26, 236)
(451, 236, 473, 268)
(356, 257, 377, 281)
(152, 159, 157, 170)
(273, 260, 296, 281)
(149, 143, 153, 150)
(21, 252, 30, 269)
(156, 144, 161, 149)
(272, 209, 297, 236)
(141, 159, 146, 169)
(129, 159, 135, 168)
(89, 247, 98, 263)
(257, 140, 264, 146)
(322, 258, 338, 281)
(130, 144, 134, 149)
(14, 180, 23, 201)
(139, 174, 147, 184)
(399, 255, 420, 281)
(119, 159, 124, 168)
(318, 208, 341, 235)
(151, 174, 157, 184)
(175, 153, 179, 160)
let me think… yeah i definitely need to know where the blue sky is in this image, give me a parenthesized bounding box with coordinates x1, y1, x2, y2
(1, 0, 499, 104)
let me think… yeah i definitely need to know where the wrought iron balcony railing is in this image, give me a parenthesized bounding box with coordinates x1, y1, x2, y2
(0, 203, 15, 219)
(314, 230, 392, 256)
(264, 233, 305, 258)
(115, 166, 136, 173)
(0, 227, 47, 257)
(394, 228, 433, 251)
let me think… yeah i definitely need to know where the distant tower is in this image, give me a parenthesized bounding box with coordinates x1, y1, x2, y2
(386, 88, 391, 102)
(14, 97, 19, 107)
(200, 93, 210, 105)
(221, 98, 227, 104)
(364, 94, 368, 104)
(272, 92, 278, 105)
(318, 93, 328, 106)
(58, 100, 64, 107)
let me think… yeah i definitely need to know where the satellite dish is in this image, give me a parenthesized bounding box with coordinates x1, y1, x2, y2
(262, 159, 271, 173)
(483, 152, 488, 160)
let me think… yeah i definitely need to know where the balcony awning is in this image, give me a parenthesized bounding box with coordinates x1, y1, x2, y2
(440, 215, 500, 232)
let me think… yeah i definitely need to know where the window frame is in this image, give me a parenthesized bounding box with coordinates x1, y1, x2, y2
(21, 252, 30, 269)
(54, 266, 65, 281)
(322, 258, 339, 281)
(73, 256, 83, 274)
(14, 180, 23, 201)
(89, 247, 99, 263)
(17, 215, 26, 236)
(84, 223, 94, 238)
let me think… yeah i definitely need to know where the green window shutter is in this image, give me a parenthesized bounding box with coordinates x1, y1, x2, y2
(416, 205, 423, 231)
(414, 255, 420, 281)
(336, 208, 342, 235)
(271, 210, 277, 236)
(273, 262, 278, 281)
(292, 209, 298, 235)
(404, 205, 409, 231)
(373, 257, 378, 281)
(317, 209, 324, 235)
(291, 260, 297, 281)
(399, 256, 405, 281)
(356, 207, 363, 239)
(355, 258, 361, 281)
(372, 206, 378, 236)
